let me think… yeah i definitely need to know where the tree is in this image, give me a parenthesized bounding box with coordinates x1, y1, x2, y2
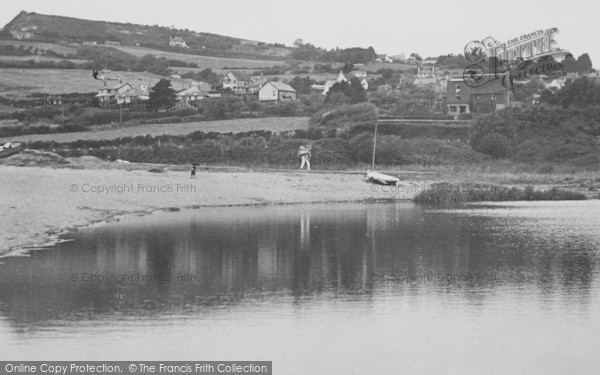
(410, 53, 422, 61)
(324, 78, 366, 105)
(577, 53, 593, 73)
(149, 79, 176, 109)
(538, 77, 600, 108)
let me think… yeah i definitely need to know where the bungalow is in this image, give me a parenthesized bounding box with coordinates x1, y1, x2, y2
(422, 57, 438, 65)
(176, 86, 209, 105)
(222, 71, 253, 94)
(95, 82, 133, 103)
(258, 82, 297, 102)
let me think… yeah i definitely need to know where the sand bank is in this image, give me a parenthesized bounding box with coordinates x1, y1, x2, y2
(0, 163, 430, 257)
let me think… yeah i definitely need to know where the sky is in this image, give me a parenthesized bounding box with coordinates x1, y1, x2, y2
(1, 0, 598, 67)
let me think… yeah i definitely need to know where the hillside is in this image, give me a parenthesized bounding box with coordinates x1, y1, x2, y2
(3, 11, 264, 53)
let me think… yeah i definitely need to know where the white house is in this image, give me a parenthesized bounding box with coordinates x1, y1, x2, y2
(258, 82, 297, 102)
(95, 82, 133, 102)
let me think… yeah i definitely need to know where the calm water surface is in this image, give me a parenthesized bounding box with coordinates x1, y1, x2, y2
(1, 201, 599, 374)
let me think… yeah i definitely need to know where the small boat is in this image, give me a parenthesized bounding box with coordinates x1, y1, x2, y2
(367, 121, 400, 186)
(367, 170, 400, 185)
(0, 142, 23, 158)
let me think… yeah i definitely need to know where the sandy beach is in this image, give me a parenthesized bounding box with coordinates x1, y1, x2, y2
(0, 157, 435, 258)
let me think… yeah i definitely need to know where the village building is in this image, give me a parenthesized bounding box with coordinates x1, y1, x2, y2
(95, 82, 133, 103)
(374, 54, 393, 63)
(222, 71, 253, 94)
(176, 86, 209, 105)
(258, 82, 297, 102)
(116, 84, 149, 104)
(445, 76, 511, 115)
(169, 36, 188, 48)
(312, 71, 368, 96)
(232, 44, 257, 54)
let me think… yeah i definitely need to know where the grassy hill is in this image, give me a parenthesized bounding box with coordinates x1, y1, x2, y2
(3, 11, 250, 52)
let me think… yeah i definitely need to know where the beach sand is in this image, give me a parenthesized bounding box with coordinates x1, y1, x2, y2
(0, 161, 429, 258)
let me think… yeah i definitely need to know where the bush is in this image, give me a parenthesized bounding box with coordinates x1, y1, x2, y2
(475, 133, 511, 159)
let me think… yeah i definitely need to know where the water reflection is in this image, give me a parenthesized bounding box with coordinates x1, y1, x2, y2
(1, 202, 598, 330)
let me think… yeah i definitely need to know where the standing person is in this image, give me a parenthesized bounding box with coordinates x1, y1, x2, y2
(191, 164, 196, 179)
(298, 143, 312, 171)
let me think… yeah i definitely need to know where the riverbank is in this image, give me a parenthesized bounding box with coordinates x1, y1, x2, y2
(1, 153, 598, 258)
(0, 161, 437, 258)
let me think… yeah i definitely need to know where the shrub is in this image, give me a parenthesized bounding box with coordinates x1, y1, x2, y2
(475, 133, 511, 159)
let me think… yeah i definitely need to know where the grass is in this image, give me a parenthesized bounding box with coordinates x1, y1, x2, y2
(0, 68, 163, 96)
(12, 117, 310, 143)
(0, 40, 77, 56)
(0, 55, 88, 64)
(112, 45, 283, 69)
(413, 183, 587, 203)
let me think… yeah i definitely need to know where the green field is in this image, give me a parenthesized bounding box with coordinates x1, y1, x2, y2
(0, 55, 88, 64)
(0, 40, 77, 56)
(0, 68, 164, 95)
(11, 117, 310, 143)
(112, 45, 283, 69)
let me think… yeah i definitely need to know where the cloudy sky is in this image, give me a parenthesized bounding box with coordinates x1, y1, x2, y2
(1, 0, 597, 66)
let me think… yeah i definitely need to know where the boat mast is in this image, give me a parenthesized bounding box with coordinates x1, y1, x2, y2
(371, 121, 378, 170)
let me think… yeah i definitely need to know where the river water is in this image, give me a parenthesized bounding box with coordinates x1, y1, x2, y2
(1, 201, 599, 374)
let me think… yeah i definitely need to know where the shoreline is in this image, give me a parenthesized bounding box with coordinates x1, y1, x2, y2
(0, 163, 425, 258)
(1, 159, 597, 259)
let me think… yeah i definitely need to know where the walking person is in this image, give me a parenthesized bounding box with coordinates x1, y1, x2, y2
(191, 164, 196, 179)
(298, 143, 312, 171)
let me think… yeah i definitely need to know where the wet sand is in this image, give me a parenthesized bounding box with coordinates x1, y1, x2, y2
(0, 163, 428, 257)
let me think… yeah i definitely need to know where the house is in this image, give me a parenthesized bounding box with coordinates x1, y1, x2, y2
(258, 82, 297, 102)
(46, 94, 63, 105)
(222, 71, 253, 94)
(104, 41, 121, 46)
(375, 54, 393, 63)
(232, 44, 257, 54)
(241, 40, 259, 46)
(169, 36, 188, 48)
(10, 31, 34, 39)
(445, 76, 510, 115)
(176, 86, 209, 105)
(312, 71, 368, 95)
(191, 81, 212, 92)
(423, 57, 438, 65)
(116, 84, 149, 104)
(95, 82, 133, 103)
(83, 41, 98, 46)
(416, 65, 438, 79)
